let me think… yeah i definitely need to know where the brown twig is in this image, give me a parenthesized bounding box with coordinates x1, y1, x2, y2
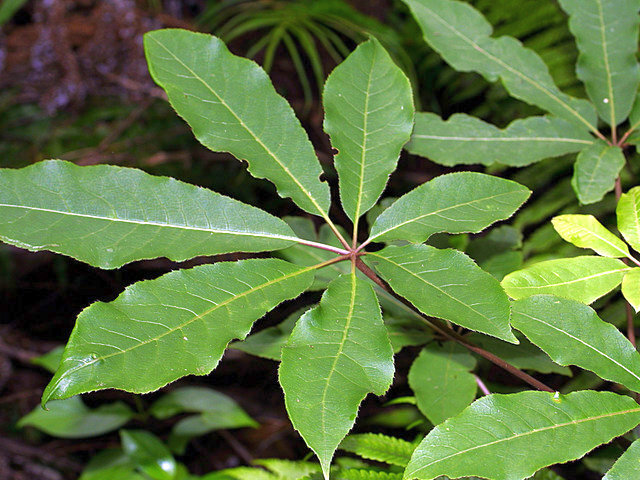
(355, 258, 555, 393)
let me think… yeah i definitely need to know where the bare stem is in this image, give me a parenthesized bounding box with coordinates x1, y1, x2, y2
(354, 258, 554, 393)
(323, 216, 351, 250)
(475, 375, 491, 396)
(619, 122, 640, 146)
(291, 237, 350, 255)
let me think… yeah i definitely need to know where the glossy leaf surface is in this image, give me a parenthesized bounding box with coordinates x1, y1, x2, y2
(559, 0, 640, 126)
(19, 397, 133, 438)
(572, 142, 625, 205)
(405, 391, 640, 480)
(511, 295, 640, 393)
(144, 29, 331, 217)
(121, 430, 177, 480)
(551, 214, 629, 257)
(79, 449, 143, 480)
(323, 38, 414, 221)
(279, 273, 394, 478)
(617, 186, 640, 252)
(501, 256, 629, 304)
(368, 244, 516, 342)
(0, 161, 298, 269)
(408, 342, 477, 425)
(603, 438, 640, 479)
(407, 113, 593, 167)
(403, 0, 598, 131)
(367, 172, 530, 245)
(43, 259, 314, 405)
(622, 269, 640, 313)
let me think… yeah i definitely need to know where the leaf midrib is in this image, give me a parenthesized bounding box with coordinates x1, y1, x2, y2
(412, 134, 592, 144)
(509, 266, 631, 291)
(408, 405, 640, 476)
(556, 218, 629, 257)
(0, 203, 299, 243)
(596, 0, 616, 124)
(368, 189, 524, 243)
(46, 264, 315, 398)
(516, 311, 640, 386)
(416, 1, 596, 132)
(149, 35, 329, 220)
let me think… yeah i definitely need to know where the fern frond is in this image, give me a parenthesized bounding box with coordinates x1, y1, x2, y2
(338, 433, 415, 467)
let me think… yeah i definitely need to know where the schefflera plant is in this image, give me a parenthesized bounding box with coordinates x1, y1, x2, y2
(1, 29, 640, 480)
(402, 0, 640, 205)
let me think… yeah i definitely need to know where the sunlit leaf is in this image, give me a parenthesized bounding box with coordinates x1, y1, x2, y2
(501, 256, 629, 304)
(551, 214, 629, 257)
(603, 438, 640, 479)
(617, 186, 640, 252)
(622, 269, 640, 313)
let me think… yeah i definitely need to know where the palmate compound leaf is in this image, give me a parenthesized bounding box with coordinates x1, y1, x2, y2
(511, 295, 640, 393)
(0, 160, 299, 269)
(603, 438, 640, 479)
(402, 0, 598, 133)
(366, 172, 530, 246)
(279, 273, 394, 480)
(408, 342, 477, 425)
(571, 141, 625, 205)
(558, 0, 640, 126)
(551, 214, 630, 258)
(501, 256, 631, 304)
(323, 37, 414, 222)
(144, 29, 331, 218)
(617, 186, 640, 252)
(43, 258, 314, 405)
(366, 244, 516, 342)
(404, 390, 640, 480)
(407, 113, 594, 167)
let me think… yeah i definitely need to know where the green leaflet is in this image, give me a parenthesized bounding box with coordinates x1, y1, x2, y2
(367, 244, 516, 342)
(559, 0, 640, 126)
(501, 256, 630, 304)
(511, 295, 640, 393)
(144, 29, 331, 218)
(335, 471, 402, 480)
(571, 141, 625, 205)
(404, 391, 640, 480)
(279, 273, 394, 479)
(253, 459, 321, 479)
(366, 172, 530, 245)
(19, 396, 133, 438)
(323, 37, 414, 222)
(551, 214, 629, 258)
(43, 258, 314, 405)
(79, 449, 144, 480)
(0, 160, 298, 269)
(407, 113, 593, 167)
(408, 343, 477, 425)
(339, 433, 414, 467)
(622, 269, 640, 313)
(402, 0, 598, 132)
(617, 186, 640, 252)
(120, 430, 177, 480)
(603, 438, 640, 480)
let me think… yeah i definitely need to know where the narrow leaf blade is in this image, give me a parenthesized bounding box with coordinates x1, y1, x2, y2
(408, 343, 477, 425)
(403, 0, 598, 131)
(367, 244, 516, 342)
(551, 214, 629, 258)
(558, 0, 640, 126)
(501, 256, 629, 304)
(279, 273, 394, 478)
(0, 160, 297, 269)
(323, 38, 414, 221)
(571, 141, 625, 205)
(617, 186, 640, 252)
(405, 391, 640, 480)
(511, 295, 640, 393)
(43, 259, 314, 405)
(367, 172, 530, 245)
(603, 438, 640, 480)
(407, 113, 594, 167)
(144, 29, 331, 217)
(339, 433, 414, 467)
